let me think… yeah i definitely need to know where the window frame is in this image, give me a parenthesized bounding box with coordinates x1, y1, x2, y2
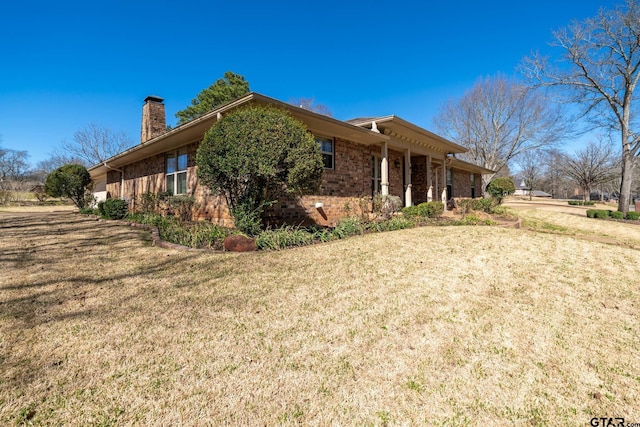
(166, 148, 188, 195)
(315, 135, 334, 170)
(371, 155, 382, 196)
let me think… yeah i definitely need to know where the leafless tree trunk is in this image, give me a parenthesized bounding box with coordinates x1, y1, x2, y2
(521, 0, 640, 213)
(434, 75, 570, 196)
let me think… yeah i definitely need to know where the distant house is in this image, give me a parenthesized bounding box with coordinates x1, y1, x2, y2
(514, 178, 551, 198)
(514, 178, 529, 196)
(88, 93, 493, 227)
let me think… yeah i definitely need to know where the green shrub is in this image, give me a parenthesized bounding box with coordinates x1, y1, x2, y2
(332, 217, 366, 239)
(167, 195, 198, 222)
(230, 202, 264, 236)
(418, 201, 444, 217)
(137, 192, 159, 213)
(471, 197, 496, 213)
(586, 209, 597, 218)
(401, 205, 421, 218)
(594, 209, 611, 219)
(611, 211, 624, 219)
(402, 201, 444, 219)
(102, 199, 129, 220)
(626, 211, 640, 220)
(44, 164, 92, 209)
(97, 201, 106, 216)
(453, 214, 495, 226)
(79, 207, 97, 215)
(486, 177, 515, 204)
(196, 105, 323, 235)
(256, 226, 317, 250)
(569, 200, 596, 206)
(366, 216, 415, 232)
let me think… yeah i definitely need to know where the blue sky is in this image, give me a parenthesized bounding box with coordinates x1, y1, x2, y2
(0, 0, 616, 166)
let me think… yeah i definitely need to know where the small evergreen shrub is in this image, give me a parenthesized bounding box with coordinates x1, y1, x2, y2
(626, 211, 640, 220)
(569, 200, 596, 206)
(586, 209, 597, 218)
(97, 201, 106, 217)
(79, 207, 97, 215)
(103, 199, 129, 220)
(611, 211, 624, 219)
(593, 209, 611, 219)
(401, 205, 420, 218)
(422, 201, 444, 217)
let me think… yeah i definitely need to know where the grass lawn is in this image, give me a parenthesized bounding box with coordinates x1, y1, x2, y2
(1, 201, 638, 425)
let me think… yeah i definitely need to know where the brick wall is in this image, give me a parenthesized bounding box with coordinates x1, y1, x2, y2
(452, 170, 473, 198)
(411, 156, 428, 204)
(105, 137, 426, 227)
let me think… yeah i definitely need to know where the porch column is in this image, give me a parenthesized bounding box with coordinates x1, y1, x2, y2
(404, 148, 412, 207)
(381, 142, 389, 196)
(426, 155, 433, 202)
(434, 167, 439, 201)
(441, 155, 447, 204)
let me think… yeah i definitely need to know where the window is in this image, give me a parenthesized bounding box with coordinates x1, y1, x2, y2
(371, 155, 382, 196)
(470, 173, 475, 198)
(446, 168, 453, 199)
(316, 136, 334, 169)
(166, 148, 188, 195)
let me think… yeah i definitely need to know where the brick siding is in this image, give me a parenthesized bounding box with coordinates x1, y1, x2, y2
(105, 137, 477, 227)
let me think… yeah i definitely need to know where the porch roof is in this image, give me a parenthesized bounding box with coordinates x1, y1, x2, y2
(447, 157, 495, 175)
(347, 116, 467, 155)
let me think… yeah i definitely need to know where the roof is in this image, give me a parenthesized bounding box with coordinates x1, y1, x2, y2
(348, 115, 468, 154)
(89, 92, 389, 177)
(89, 92, 490, 177)
(447, 158, 495, 175)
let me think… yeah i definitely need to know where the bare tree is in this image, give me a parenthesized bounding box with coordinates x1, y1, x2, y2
(562, 140, 618, 201)
(538, 148, 573, 198)
(521, 0, 640, 213)
(60, 123, 132, 166)
(517, 150, 546, 200)
(434, 75, 570, 195)
(288, 97, 333, 117)
(0, 148, 31, 191)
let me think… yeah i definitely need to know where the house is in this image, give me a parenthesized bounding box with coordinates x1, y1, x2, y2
(514, 178, 529, 196)
(88, 93, 493, 227)
(514, 178, 552, 198)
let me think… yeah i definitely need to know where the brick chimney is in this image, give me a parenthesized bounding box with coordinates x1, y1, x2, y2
(141, 95, 166, 143)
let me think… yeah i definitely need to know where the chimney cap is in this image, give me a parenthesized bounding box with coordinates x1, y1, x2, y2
(144, 95, 164, 103)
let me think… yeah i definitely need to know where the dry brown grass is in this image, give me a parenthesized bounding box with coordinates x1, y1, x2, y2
(1, 207, 639, 426)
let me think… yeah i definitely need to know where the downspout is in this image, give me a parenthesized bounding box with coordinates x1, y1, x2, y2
(103, 162, 125, 199)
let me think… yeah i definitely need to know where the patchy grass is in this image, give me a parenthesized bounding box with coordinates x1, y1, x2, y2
(1, 209, 639, 425)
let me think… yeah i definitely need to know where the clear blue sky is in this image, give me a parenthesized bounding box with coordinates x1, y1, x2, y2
(0, 0, 616, 166)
